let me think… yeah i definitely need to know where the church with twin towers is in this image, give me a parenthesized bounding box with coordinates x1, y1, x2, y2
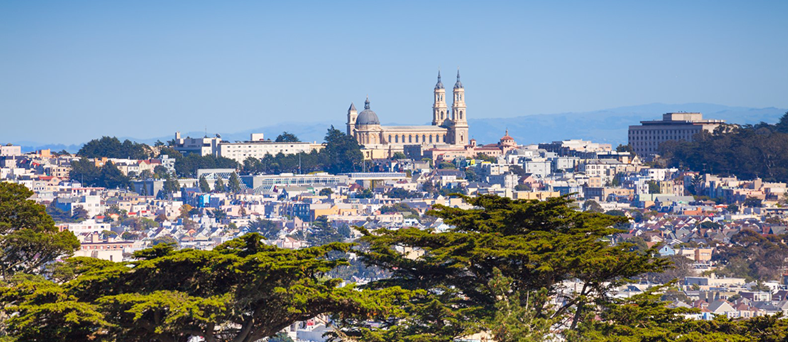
(346, 70, 470, 158)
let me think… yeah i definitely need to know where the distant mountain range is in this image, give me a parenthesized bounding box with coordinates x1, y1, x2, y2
(15, 103, 787, 153)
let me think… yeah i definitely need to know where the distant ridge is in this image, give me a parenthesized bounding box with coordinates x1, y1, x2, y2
(14, 103, 786, 153)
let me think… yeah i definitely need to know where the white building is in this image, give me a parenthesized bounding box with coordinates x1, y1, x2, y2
(218, 136, 324, 163)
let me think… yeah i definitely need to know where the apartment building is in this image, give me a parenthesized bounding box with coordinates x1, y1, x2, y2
(628, 112, 725, 158)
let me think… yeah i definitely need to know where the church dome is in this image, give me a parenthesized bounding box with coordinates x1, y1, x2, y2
(356, 97, 380, 126)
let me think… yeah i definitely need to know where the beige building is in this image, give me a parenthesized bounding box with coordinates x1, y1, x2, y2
(347, 71, 470, 158)
(628, 112, 725, 158)
(218, 138, 324, 163)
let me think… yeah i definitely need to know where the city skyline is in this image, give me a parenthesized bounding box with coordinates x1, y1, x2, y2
(2, 1, 787, 144)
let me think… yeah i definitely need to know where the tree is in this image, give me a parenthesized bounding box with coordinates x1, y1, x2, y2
(583, 199, 604, 213)
(163, 176, 180, 195)
(343, 195, 668, 340)
(154, 213, 168, 223)
(151, 235, 178, 246)
(174, 154, 238, 178)
(647, 180, 661, 194)
(392, 152, 407, 160)
(464, 168, 479, 182)
(179, 204, 193, 219)
(214, 177, 226, 192)
(323, 126, 363, 174)
(153, 165, 169, 178)
(615, 144, 635, 154)
(248, 218, 281, 240)
(743, 196, 763, 208)
(228, 172, 242, 193)
(0, 234, 405, 341)
(71, 207, 90, 221)
(475, 153, 497, 163)
(77, 136, 151, 159)
(0, 182, 80, 279)
(319, 188, 333, 197)
(775, 111, 788, 134)
(438, 161, 456, 169)
(199, 176, 211, 193)
(275, 131, 300, 142)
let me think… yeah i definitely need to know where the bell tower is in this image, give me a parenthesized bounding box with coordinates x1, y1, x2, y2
(450, 69, 469, 145)
(346, 102, 357, 136)
(432, 70, 447, 126)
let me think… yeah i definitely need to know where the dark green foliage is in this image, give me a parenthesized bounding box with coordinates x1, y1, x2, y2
(464, 168, 479, 182)
(583, 199, 604, 213)
(0, 234, 406, 341)
(162, 176, 180, 195)
(743, 196, 762, 207)
(248, 218, 281, 240)
(437, 161, 456, 169)
(156, 147, 182, 159)
(214, 178, 225, 192)
(713, 230, 788, 281)
(307, 216, 346, 246)
(77, 136, 151, 159)
(153, 165, 169, 178)
(659, 121, 788, 181)
(68, 158, 131, 189)
(386, 188, 418, 199)
(0, 183, 80, 279)
(45, 202, 88, 223)
(615, 144, 635, 155)
(379, 203, 419, 217)
(242, 127, 362, 175)
(275, 131, 300, 142)
(323, 126, 363, 174)
(355, 188, 373, 199)
(198, 176, 211, 193)
(174, 154, 238, 178)
(345, 195, 669, 340)
(228, 172, 242, 193)
(392, 152, 407, 159)
(475, 153, 497, 163)
(647, 180, 660, 194)
(581, 282, 788, 341)
(319, 188, 333, 197)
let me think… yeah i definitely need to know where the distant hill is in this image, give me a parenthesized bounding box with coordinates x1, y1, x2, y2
(16, 103, 786, 153)
(469, 103, 787, 147)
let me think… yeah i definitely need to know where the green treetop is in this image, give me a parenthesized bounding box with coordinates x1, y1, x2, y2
(0, 183, 80, 280)
(1, 234, 408, 341)
(341, 195, 668, 341)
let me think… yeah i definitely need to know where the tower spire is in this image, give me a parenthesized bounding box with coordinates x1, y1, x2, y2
(435, 70, 444, 90)
(454, 68, 463, 89)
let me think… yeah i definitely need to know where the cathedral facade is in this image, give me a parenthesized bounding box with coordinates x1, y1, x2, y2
(346, 71, 470, 158)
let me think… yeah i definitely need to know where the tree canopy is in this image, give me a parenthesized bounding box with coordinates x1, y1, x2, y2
(78, 136, 152, 159)
(69, 158, 131, 189)
(1, 234, 406, 341)
(0, 183, 80, 279)
(241, 127, 362, 175)
(339, 195, 668, 340)
(659, 115, 788, 181)
(275, 132, 300, 143)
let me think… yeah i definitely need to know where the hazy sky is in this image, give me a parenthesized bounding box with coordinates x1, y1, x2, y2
(2, 0, 787, 144)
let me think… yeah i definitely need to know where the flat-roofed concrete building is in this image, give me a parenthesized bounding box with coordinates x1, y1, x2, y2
(628, 112, 724, 158)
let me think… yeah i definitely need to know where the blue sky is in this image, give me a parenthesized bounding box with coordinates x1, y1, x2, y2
(2, 0, 787, 144)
